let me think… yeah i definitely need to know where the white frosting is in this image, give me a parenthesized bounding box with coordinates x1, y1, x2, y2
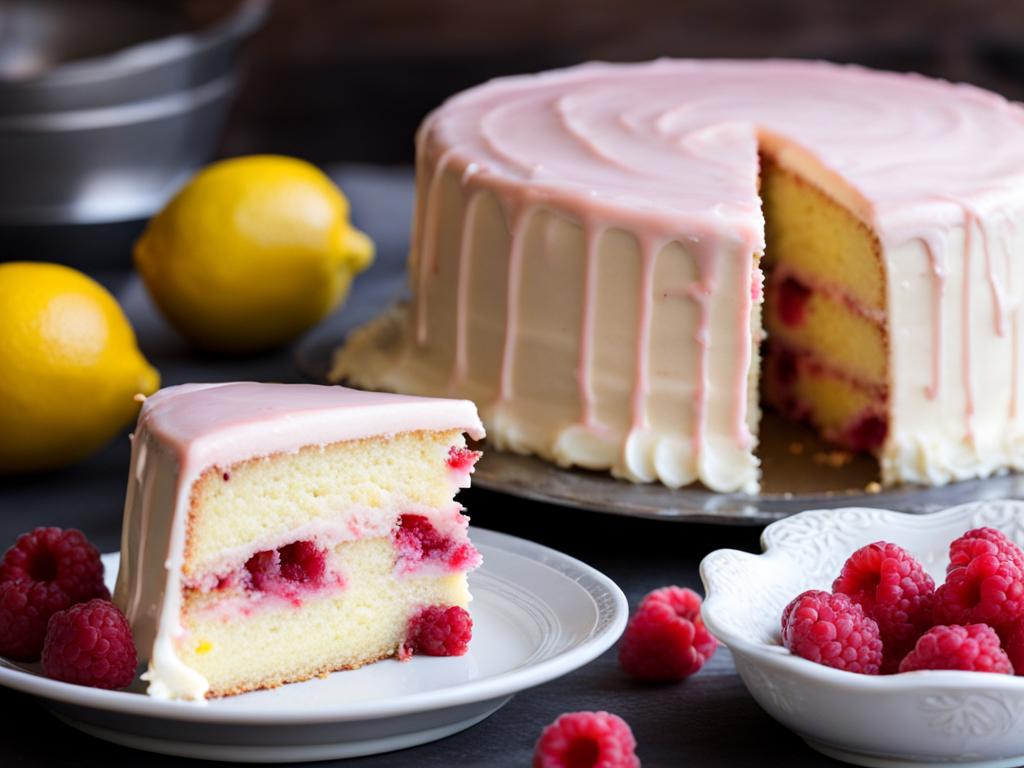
(332, 59, 1024, 491)
(113, 382, 484, 701)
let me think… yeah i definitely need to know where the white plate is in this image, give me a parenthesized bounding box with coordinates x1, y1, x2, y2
(0, 528, 627, 763)
(701, 501, 1024, 768)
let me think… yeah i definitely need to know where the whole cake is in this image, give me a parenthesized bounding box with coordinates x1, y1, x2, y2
(333, 59, 1024, 493)
(114, 382, 484, 700)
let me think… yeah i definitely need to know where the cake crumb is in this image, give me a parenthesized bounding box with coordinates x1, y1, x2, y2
(865, 481, 882, 494)
(788, 442, 805, 456)
(812, 450, 853, 468)
(133, 393, 147, 403)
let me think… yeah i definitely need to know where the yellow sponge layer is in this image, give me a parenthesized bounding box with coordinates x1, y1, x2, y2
(764, 276, 888, 389)
(764, 345, 882, 442)
(761, 159, 886, 312)
(186, 429, 464, 577)
(180, 536, 471, 697)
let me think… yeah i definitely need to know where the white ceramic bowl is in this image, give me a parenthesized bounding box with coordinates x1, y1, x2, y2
(700, 500, 1024, 768)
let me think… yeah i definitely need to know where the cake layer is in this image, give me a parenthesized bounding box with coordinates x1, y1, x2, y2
(185, 429, 469, 579)
(764, 272, 887, 390)
(760, 157, 885, 311)
(179, 538, 470, 697)
(333, 59, 1024, 490)
(765, 342, 887, 452)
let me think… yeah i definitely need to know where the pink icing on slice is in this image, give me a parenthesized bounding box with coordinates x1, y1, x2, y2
(138, 383, 485, 474)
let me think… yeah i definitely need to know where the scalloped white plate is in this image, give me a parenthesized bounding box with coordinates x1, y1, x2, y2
(701, 500, 1024, 768)
(0, 528, 627, 763)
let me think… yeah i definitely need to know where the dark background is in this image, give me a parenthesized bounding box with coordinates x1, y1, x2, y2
(218, 0, 1024, 164)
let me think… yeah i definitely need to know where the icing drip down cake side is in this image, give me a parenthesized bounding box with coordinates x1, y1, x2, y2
(332, 58, 1024, 493)
(113, 382, 485, 700)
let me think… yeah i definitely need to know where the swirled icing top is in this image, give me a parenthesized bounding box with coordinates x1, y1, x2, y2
(424, 59, 1024, 246)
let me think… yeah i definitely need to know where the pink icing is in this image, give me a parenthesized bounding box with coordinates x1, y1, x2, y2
(138, 382, 485, 473)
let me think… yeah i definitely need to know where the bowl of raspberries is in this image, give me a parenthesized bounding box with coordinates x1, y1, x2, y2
(700, 500, 1024, 768)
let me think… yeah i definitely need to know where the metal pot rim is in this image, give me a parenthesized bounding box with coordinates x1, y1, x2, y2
(0, 0, 270, 88)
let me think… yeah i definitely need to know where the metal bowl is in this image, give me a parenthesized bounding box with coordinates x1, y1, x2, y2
(0, 0, 268, 262)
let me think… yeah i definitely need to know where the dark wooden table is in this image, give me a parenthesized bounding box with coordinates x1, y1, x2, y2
(0, 167, 840, 767)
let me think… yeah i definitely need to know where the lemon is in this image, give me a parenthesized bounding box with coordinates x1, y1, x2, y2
(0, 262, 159, 474)
(134, 155, 374, 353)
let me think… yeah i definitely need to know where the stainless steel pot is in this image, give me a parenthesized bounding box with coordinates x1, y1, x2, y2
(0, 0, 268, 262)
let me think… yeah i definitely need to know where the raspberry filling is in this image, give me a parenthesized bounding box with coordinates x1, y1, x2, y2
(844, 413, 888, 452)
(777, 275, 812, 327)
(773, 345, 799, 389)
(242, 539, 331, 602)
(446, 446, 481, 473)
(394, 514, 479, 573)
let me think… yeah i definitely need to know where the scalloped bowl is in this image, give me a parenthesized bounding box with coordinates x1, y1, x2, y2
(700, 501, 1024, 768)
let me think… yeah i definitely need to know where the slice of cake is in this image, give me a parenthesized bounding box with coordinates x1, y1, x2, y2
(113, 382, 485, 700)
(332, 59, 1024, 491)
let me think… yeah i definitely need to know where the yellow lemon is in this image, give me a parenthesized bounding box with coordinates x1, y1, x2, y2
(0, 262, 159, 474)
(134, 155, 374, 353)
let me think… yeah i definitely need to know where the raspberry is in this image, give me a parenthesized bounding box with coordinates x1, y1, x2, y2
(844, 414, 888, 453)
(948, 528, 1024, 573)
(934, 548, 1024, 629)
(0, 579, 72, 661)
(533, 711, 639, 768)
(278, 541, 326, 584)
(446, 446, 481, 473)
(245, 539, 327, 593)
(777, 275, 811, 327)
(618, 586, 717, 681)
(1002, 620, 1024, 674)
(41, 599, 137, 689)
(400, 605, 472, 659)
(245, 549, 279, 590)
(832, 541, 935, 672)
(781, 590, 883, 674)
(898, 624, 1013, 674)
(394, 514, 479, 572)
(0, 527, 107, 604)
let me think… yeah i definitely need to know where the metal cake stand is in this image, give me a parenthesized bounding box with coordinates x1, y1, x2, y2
(297, 332, 1024, 526)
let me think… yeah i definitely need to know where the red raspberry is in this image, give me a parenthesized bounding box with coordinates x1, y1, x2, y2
(400, 605, 472, 659)
(948, 528, 1024, 573)
(832, 541, 935, 672)
(899, 623, 1013, 674)
(245, 539, 327, 592)
(278, 541, 326, 584)
(533, 711, 639, 768)
(777, 275, 812, 327)
(394, 514, 479, 572)
(41, 599, 137, 689)
(934, 549, 1024, 629)
(1002, 620, 1024, 675)
(245, 549, 279, 590)
(781, 590, 883, 674)
(619, 586, 717, 681)
(0, 579, 72, 661)
(0, 527, 107, 604)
